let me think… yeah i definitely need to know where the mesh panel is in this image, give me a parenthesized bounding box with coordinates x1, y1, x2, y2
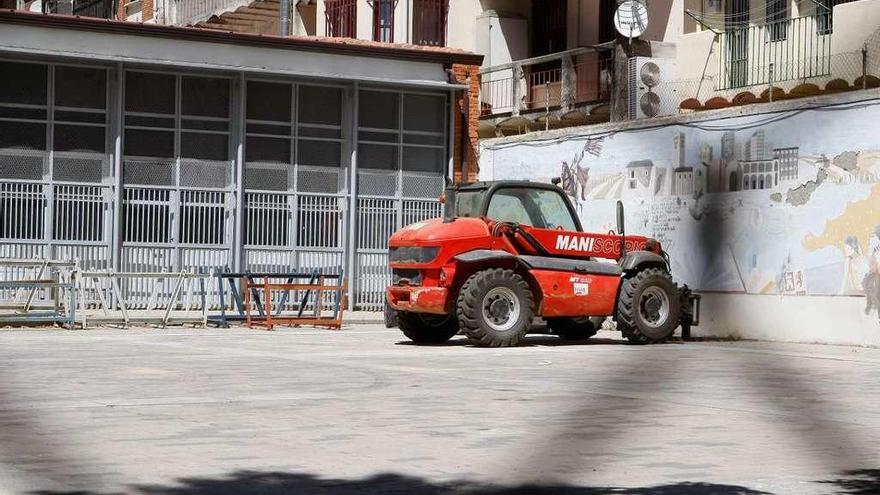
(245, 163, 289, 191)
(402, 173, 444, 198)
(358, 170, 398, 196)
(124, 159, 175, 186)
(179, 159, 231, 188)
(53, 156, 104, 183)
(0, 153, 44, 180)
(298, 167, 341, 194)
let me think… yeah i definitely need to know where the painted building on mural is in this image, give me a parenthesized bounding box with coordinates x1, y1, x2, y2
(480, 89, 880, 346)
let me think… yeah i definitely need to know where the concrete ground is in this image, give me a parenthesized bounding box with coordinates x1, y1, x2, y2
(0, 324, 879, 495)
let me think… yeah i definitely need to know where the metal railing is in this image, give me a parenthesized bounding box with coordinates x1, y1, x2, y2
(718, 15, 832, 90)
(480, 47, 612, 118)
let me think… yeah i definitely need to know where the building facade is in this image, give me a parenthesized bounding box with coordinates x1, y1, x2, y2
(0, 10, 481, 310)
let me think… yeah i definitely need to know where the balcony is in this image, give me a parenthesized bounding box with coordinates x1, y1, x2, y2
(478, 47, 612, 137)
(717, 15, 832, 90)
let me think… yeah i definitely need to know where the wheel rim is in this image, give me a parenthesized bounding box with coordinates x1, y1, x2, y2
(639, 286, 670, 329)
(482, 286, 520, 332)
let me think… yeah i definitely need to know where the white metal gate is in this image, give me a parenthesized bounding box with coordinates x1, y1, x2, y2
(119, 71, 235, 306)
(353, 89, 447, 310)
(0, 61, 113, 301)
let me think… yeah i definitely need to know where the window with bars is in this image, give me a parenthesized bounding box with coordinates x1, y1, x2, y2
(244, 80, 345, 249)
(766, 0, 788, 41)
(0, 61, 109, 243)
(325, 0, 357, 38)
(244, 81, 344, 193)
(123, 71, 231, 188)
(724, 0, 749, 89)
(0, 61, 48, 182)
(412, 0, 449, 47)
(370, 0, 397, 42)
(122, 71, 231, 246)
(817, 0, 856, 35)
(357, 89, 447, 198)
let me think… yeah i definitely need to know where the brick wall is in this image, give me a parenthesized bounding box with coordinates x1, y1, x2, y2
(450, 63, 481, 184)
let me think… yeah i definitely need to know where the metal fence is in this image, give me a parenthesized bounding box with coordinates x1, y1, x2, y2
(718, 15, 832, 90)
(480, 47, 612, 118)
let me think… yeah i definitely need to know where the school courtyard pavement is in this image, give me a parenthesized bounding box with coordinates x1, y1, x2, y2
(1, 323, 879, 495)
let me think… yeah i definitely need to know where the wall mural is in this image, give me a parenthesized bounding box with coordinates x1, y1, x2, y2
(482, 100, 880, 321)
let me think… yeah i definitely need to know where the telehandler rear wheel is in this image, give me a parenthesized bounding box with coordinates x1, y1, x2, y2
(457, 268, 535, 347)
(617, 267, 680, 344)
(397, 311, 459, 344)
(547, 316, 600, 341)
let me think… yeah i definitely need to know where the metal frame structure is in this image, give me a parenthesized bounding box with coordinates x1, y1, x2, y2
(0, 55, 451, 312)
(0, 258, 78, 328)
(76, 270, 209, 327)
(239, 271, 347, 330)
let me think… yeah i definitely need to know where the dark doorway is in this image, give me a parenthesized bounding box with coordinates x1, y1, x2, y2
(530, 0, 567, 58)
(599, 0, 617, 43)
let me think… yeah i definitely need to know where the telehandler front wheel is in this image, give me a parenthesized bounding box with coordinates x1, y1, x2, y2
(397, 311, 459, 344)
(617, 267, 680, 344)
(457, 268, 535, 347)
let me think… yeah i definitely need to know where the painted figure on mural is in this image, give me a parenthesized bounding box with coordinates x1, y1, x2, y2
(863, 225, 880, 320)
(842, 236, 869, 296)
(560, 142, 593, 202)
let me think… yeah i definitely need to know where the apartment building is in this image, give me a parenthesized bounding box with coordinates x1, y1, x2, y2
(0, 9, 482, 310)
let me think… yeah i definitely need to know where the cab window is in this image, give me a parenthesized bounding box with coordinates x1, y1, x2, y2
(486, 188, 578, 231)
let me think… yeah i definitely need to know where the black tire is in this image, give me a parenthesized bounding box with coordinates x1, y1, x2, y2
(616, 267, 680, 344)
(383, 299, 399, 328)
(457, 268, 535, 347)
(547, 316, 599, 341)
(397, 311, 459, 344)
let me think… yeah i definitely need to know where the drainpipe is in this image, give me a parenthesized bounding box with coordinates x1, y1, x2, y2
(461, 81, 470, 183)
(447, 68, 472, 184)
(280, 0, 289, 36)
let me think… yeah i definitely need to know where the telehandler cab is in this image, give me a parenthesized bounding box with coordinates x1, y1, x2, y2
(385, 180, 697, 346)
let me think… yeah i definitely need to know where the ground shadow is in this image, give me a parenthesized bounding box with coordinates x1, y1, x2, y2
(818, 469, 880, 494)
(393, 334, 636, 348)
(31, 470, 773, 495)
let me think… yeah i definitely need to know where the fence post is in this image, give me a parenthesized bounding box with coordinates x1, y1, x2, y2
(863, 43, 868, 90)
(511, 63, 523, 117)
(544, 81, 550, 131)
(768, 63, 775, 102)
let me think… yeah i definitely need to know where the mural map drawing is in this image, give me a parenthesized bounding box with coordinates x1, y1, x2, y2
(483, 100, 880, 322)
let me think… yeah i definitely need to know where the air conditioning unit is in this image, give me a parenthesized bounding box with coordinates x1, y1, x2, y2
(627, 56, 679, 120)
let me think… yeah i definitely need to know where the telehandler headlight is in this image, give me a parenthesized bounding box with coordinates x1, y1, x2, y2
(389, 246, 440, 264)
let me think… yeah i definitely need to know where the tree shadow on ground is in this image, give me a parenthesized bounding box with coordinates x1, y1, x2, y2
(31, 470, 772, 495)
(818, 469, 880, 494)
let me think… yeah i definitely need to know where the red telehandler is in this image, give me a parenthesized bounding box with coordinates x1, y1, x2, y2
(385, 180, 698, 347)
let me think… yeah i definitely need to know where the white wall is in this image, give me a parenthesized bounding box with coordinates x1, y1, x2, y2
(480, 89, 880, 346)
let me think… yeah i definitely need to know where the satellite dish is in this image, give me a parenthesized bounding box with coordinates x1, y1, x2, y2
(640, 91, 660, 118)
(640, 61, 661, 87)
(614, 0, 649, 39)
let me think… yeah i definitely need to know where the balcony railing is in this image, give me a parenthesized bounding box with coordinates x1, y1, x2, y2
(479, 47, 612, 118)
(717, 15, 832, 90)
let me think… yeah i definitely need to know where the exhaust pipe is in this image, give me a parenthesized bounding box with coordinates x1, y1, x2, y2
(616, 200, 626, 258)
